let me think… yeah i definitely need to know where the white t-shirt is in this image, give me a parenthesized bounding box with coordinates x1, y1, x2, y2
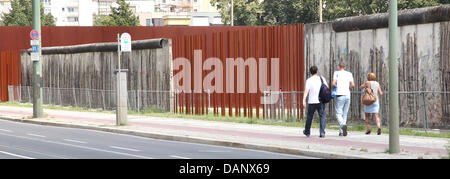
(305, 75, 328, 104)
(333, 70, 354, 96)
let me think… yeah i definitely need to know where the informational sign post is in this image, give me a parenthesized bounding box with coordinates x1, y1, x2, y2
(116, 32, 131, 126)
(30, 40, 40, 46)
(120, 33, 132, 52)
(30, 52, 39, 61)
(30, 29, 39, 40)
(30, 30, 40, 61)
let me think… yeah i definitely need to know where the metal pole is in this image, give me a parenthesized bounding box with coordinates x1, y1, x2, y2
(319, 0, 323, 22)
(87, 89, 92, 109)
(281, 92, 284, 121)
(208, 89, 211, 114)
(421, 92, 428, 131)
(388, 0, 400, 154)
(264, 91, 267, 121)
(293, 92, 296, 122)
(32, 0, 43, 118)
(101, 90, 105, 110)
(58, 88, 62, 105)
(231, 0, 234, 26)
(117, 33, 121, 126)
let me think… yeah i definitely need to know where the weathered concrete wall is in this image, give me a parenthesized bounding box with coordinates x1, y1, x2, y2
(20, 39, 173, 112)
(304, 21, 450, 129)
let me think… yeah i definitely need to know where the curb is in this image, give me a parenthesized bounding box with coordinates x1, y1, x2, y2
(0, 115, 371, 159)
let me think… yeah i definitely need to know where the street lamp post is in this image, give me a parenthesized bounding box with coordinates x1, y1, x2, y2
(231, 0, 234, 26)
(388, 0, 400, 154)
(319, 0, 323, 22)
(32, 0, 43, 118)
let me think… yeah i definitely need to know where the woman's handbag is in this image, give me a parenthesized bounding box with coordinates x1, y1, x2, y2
(362, 83, 377, 105)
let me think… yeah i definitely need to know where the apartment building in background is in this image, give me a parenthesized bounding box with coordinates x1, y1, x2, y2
(95, 0, 115, 15)
(0, 0, 222, 26)
(0, 0, 11, 18)
(43, 0, 95, 26)
(126, 0, 155, 26)
(154, 0, 222, 26)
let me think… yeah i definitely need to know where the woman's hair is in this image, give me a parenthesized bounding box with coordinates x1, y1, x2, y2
(367, 73, 376, 81)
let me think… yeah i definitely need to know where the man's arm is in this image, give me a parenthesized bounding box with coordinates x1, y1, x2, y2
(349, 73, 355, 89)
(302, 87, 309, 108)
(332, 72, 337, 87)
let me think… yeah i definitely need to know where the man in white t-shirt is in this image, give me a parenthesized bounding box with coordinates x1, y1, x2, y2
(332, 62, 355, 136)
(302, 66, 327, 138)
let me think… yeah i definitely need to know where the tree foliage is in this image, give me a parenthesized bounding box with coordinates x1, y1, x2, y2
(211, 0, 449, 26)
(324, 0, 445, 21)
(210, 0, 263, 26)
(262, 0, 319, 25)
(94, 0, 139, 26)
(93, 15, 115, 26)
(1, 0, 55, 26)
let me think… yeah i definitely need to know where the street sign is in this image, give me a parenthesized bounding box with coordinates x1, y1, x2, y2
(30, 40, 40, 46)
(32, 46, 38, 52)
(30, 52, 39, 61)
(30, 29, 39, 40)
(120, 33, 131, 52)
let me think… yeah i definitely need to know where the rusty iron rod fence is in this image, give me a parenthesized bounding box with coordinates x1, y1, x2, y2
(172, 24, 305, 119)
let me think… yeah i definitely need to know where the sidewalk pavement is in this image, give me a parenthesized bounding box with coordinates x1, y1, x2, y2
(0, 105, 448, 159)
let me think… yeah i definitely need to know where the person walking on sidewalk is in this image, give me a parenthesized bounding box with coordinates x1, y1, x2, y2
(332, 62, 355, 137)
(302, 66, 328, 138)
(359, 73, 383, 135)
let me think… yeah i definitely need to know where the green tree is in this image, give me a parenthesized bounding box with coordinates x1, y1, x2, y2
(324, 0, 445, 21)
(212, 0, 448, 26)
(93, 15, 115, 26)
(262, 0, 319, 25)
(95, 0, 140, 26)
(1, 0, 55, 26)
(211, 0, 263, 26)
(398, 0, 443, 9)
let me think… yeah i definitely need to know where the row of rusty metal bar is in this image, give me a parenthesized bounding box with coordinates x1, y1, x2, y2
(171, 24, 305, 119)
(0, 25, 305, 120)
(0, 50, 21, 101)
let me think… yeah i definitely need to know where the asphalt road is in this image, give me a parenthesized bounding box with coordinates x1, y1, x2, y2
(0, 119, 315, 159)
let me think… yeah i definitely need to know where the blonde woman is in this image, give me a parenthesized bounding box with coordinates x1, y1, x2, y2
(359, 73, 383, 135)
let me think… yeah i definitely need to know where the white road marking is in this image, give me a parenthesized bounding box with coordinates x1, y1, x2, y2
(199, 150, 231, 153)
(0, 150, 35, 159)
(0, 132, 154, 159)
(0, 129, 12, 132)
(27, 133, 46, 138)
(64, 139, 87, 144)
(170, 155, 191, 159)
(110, 146, 140, 152)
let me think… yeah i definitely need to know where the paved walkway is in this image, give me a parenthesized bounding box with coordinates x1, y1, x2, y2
(0, 105, 448, 159)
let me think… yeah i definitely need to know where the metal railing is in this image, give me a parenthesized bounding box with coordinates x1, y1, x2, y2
(6, 86, 450, 129)
(263, 90, 450, 129)
(8, 86, 173, 112)
(263, 91, 304, 122)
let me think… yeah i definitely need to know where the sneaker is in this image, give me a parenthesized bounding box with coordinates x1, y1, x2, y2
(319, 135, 325, 138)
(303, 130, 310, 137)
(342, 125, 347, 136)
(339, 133, 343, 136)
(365, 130, 371, 135)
